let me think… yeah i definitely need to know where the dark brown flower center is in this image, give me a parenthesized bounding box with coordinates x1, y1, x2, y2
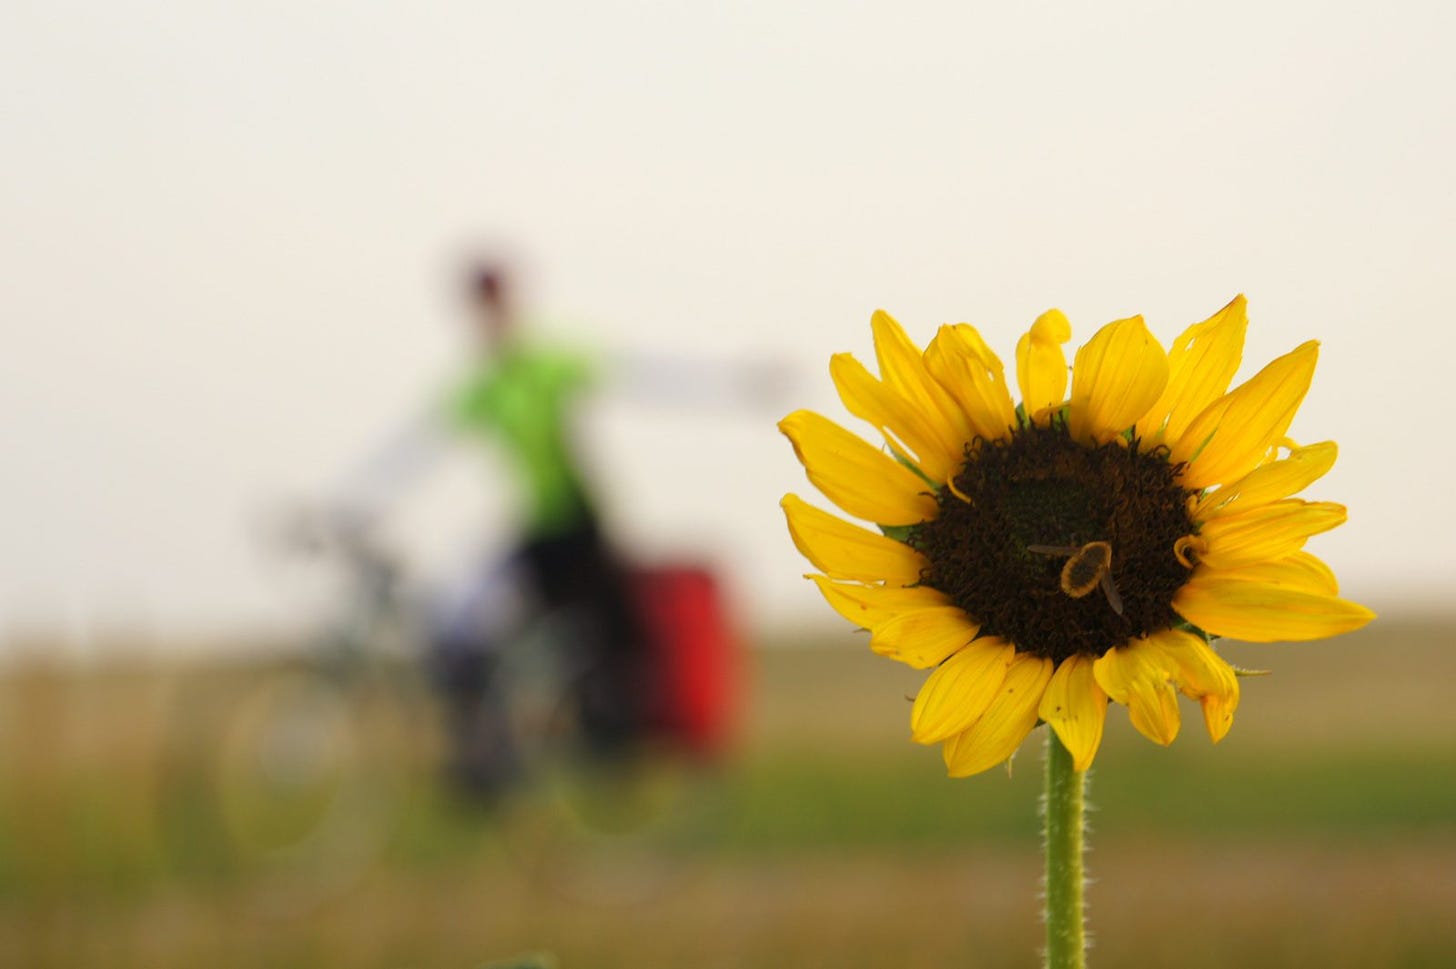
(909, 419, 1196, 664)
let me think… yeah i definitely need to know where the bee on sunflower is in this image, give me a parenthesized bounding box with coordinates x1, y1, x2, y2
(779, 296, 1373, 777)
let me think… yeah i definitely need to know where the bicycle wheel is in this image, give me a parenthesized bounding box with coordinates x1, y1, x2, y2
(155, 657, 427, 916)
(489, 616, 732, 905)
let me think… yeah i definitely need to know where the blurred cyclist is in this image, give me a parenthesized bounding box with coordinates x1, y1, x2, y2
(428, 263, 651, 792)
(320, 259, 789, 794)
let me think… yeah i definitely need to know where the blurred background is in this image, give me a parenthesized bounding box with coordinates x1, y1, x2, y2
(2, 2, 1454, 967)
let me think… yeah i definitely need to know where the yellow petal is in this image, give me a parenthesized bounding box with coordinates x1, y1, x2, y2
(1193, 441, 1338, 520)
(1174, 577, 1375, 642)
(1015, 309, 1072, 420)
(781, 494, 928, 584)
(830, 352, 960, 483)
(1195, 500, 1347, 570)
(1171, 341, 1319, 490)
(1037, 655, 1108, 771)
(805, 575, 951, 631)
(910, 638, 1016, 743)
(1151, 629, 1239, 743)
(942, 652, 1053, 777)
(871, 311, 971, 442)
(778, 410, 938, 526)
(924, 324, 1018, 444)
(1093, 638, 1180, 746)
(1134, 295, 1248, 444)
(1189, 551, 1340, 596)
(869, 605, 982, 669)
(1068, 316, 1169, 445)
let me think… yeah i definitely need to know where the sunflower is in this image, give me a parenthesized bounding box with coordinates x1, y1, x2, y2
(779, 296, 1374, 776)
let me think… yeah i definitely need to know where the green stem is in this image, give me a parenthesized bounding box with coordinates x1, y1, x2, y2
(1044, 729, 1087, 969)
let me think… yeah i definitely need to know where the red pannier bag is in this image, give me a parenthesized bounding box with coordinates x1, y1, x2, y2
(630, 564, 739, 757)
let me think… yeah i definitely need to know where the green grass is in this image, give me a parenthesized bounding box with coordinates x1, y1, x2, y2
(727, 743, 1456, 851)
(1, 615, 1453, 967)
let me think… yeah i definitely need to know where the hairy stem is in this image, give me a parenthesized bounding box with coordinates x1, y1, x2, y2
(1044, 729, 1087, 969)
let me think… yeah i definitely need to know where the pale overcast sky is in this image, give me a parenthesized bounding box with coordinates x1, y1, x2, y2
(2, 1, 1453, 651)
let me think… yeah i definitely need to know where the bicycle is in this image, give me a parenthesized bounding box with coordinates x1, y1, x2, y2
(154, 505, 740, 911)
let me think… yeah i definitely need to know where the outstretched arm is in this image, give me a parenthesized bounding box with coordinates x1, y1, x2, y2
(331, 406, 452, 528)
(603, 349, 800, 414)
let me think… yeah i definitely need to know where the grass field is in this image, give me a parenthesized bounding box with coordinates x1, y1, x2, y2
(1, 615, 1454, 968)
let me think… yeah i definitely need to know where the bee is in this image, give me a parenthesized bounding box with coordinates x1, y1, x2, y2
(1027, 540, 1124, 616)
